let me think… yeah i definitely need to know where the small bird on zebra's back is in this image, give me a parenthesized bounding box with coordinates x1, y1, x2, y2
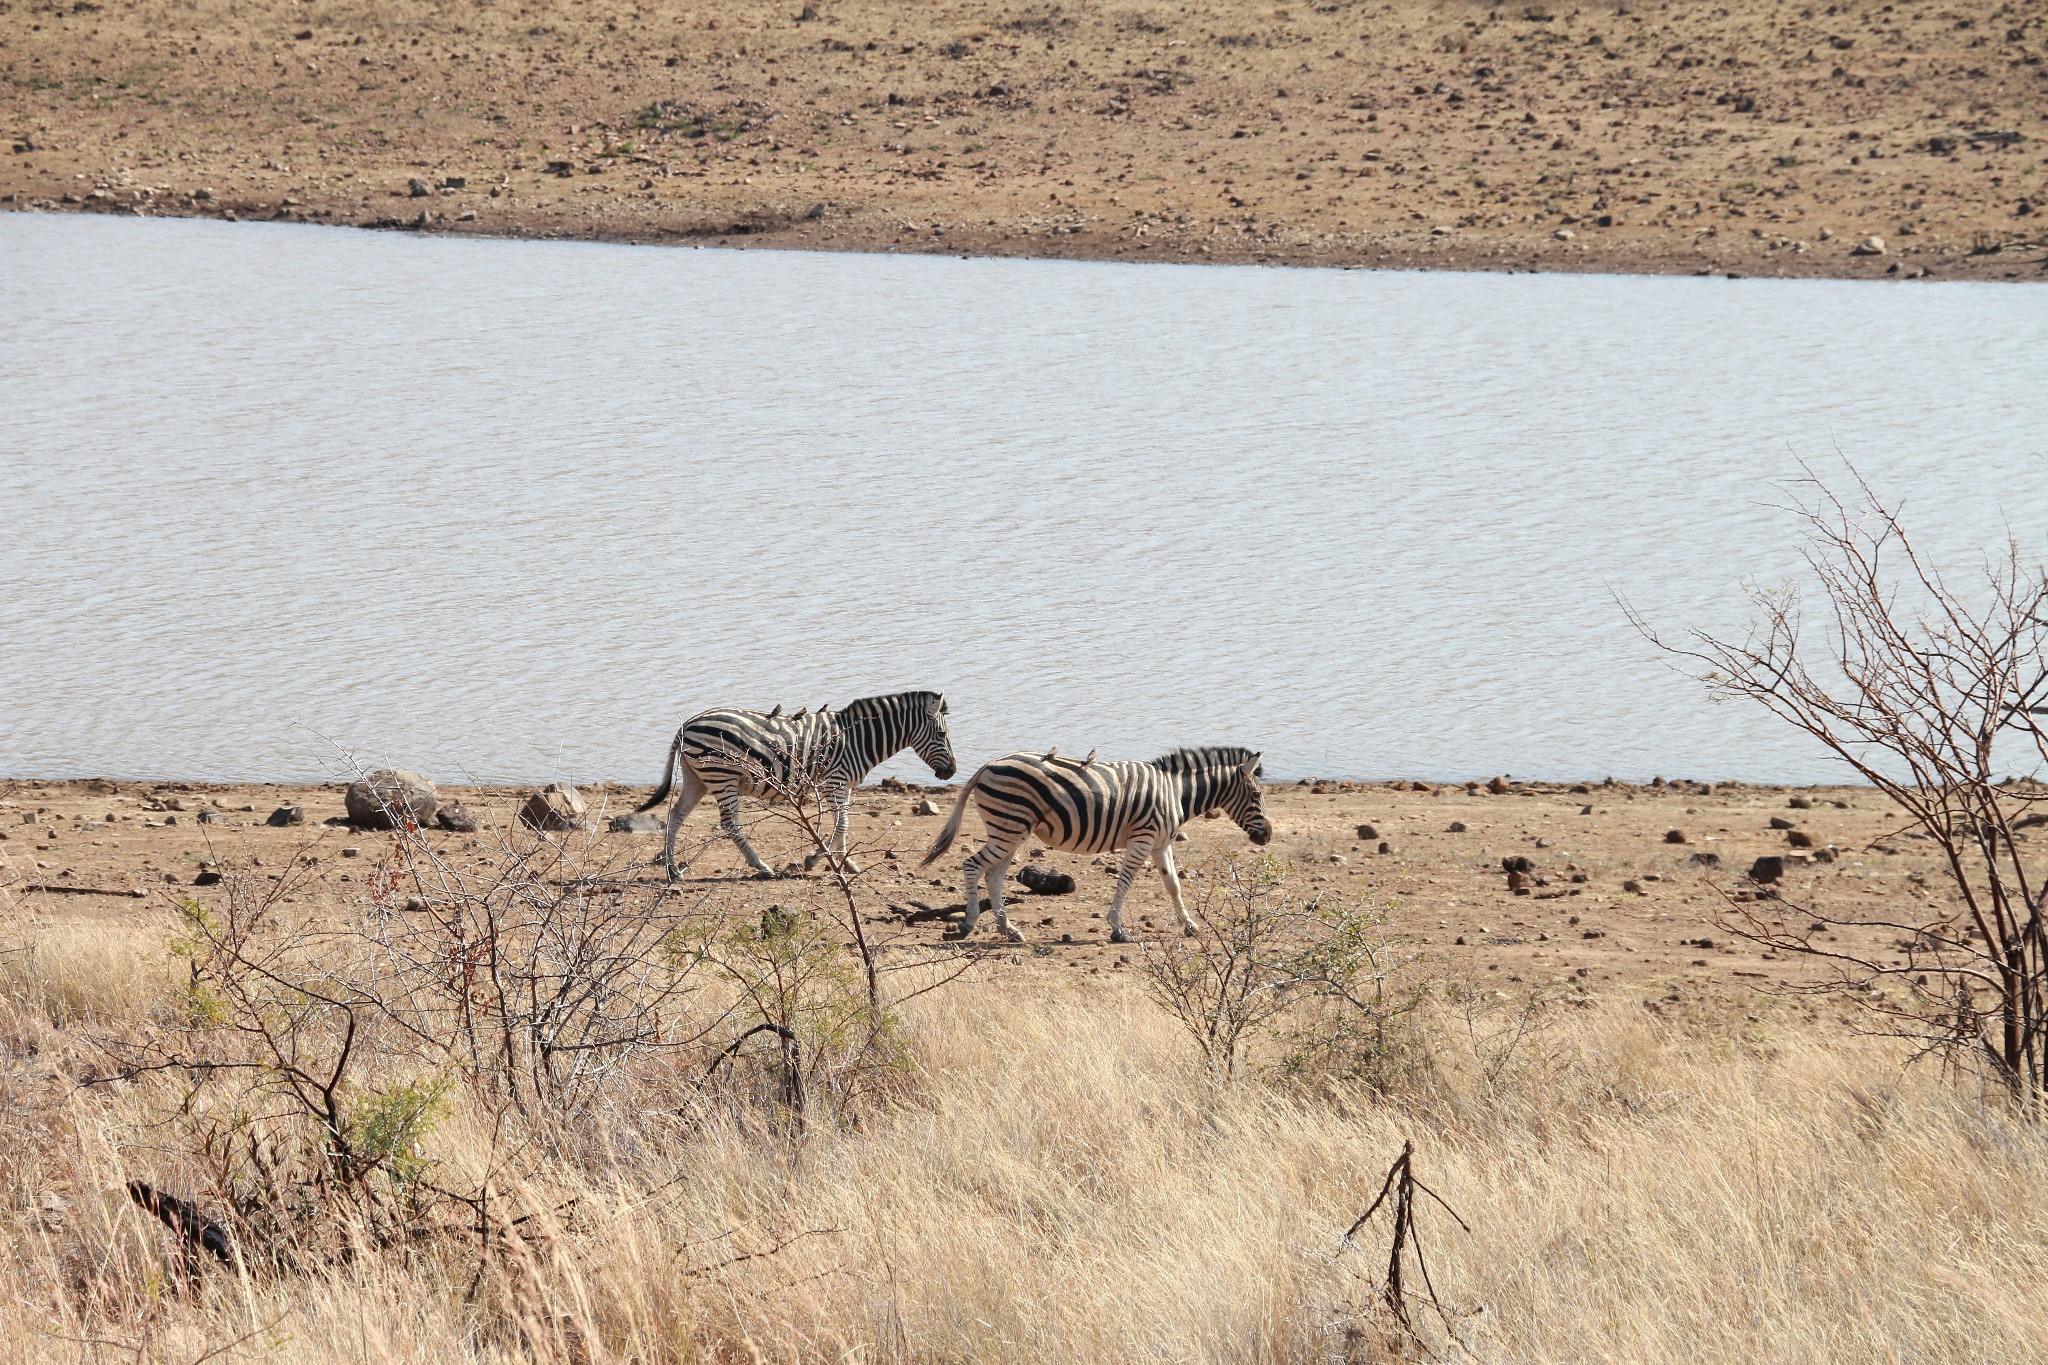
(638, 690, 956, 882)
(921, 745, 1271, 943)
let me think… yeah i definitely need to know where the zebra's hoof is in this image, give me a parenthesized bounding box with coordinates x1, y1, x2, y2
(1109, 929, 1131, 945)
(752, 869, 778, 881)
(1000, 927, 1024, 943)
(1181, 923, 1199, 938)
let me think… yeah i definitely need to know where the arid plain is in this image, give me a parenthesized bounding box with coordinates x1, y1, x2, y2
(4, 0, 2044, 279)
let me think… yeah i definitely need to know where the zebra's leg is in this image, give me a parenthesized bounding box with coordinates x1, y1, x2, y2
(958, 845, 989, 938)
(1106, 836, 1155, 944)
(831, 784, 862, 874)
(982, 848, 1023, 942)
(716, 790, 778, 879)
(661, 768, 708, 883)
(1155, 842, 1198, 936)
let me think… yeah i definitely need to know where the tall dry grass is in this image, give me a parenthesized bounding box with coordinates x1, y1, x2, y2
(3, 900, 2046, 1363)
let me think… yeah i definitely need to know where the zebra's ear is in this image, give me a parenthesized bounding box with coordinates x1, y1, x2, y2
(931, 693, 948, 716)
(1238, 752, 1263, 779)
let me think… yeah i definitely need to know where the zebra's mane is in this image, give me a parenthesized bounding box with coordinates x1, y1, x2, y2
(837, 690, 940, 721)
(1151, 746, 1259, 774)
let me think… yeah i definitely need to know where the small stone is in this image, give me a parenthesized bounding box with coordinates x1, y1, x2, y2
(1580, 805, 1594, 815)
(1501, 855, 1535, 874)
(1689, 851, 1722, 868)
(1789, 796, 1813, 810)
(341, 847, 361, 858)
(1487, 776, 1510, 795)
(1507, 870, 1532, 892)
(1017, 864, 1077, 895)
(198, 810, 228, 826)
(193, 868, 223, 886)
(266, 806, 304, 827)
(1786, 830, 1815, 848)
(1749, 855, 1786, 884)
(915, 798, 941, 816)
(402, 895, 428, 913)
(1769, 816, 1795, 830)
(1814, 845, 1838, 863)
(1664, 829, 1688, 844)
(409, 178, 431, 197)
(1448, 821, 1468, 833)
(1622, 879, 1645, 894)
(1377, 840, 1392, 854)
(1553, 228, 1575, 241)
(1851, 235, 1885, 256)
(1356, 823, 1379, 840)
(607, 810, 664, 834)
(436, 803, 480, 833)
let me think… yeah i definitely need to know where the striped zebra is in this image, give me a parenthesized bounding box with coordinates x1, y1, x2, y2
(921, 746, 1271, 943)
(638, 690, 956, 881)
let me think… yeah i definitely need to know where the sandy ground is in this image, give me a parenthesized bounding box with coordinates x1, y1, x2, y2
(3, 0, 2043, 280)
(0, 773, 1961, 1011)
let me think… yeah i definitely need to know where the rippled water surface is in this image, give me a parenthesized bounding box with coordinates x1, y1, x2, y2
(3, 213, 2044, 785)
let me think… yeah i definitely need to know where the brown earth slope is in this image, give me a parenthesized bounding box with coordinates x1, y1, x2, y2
(3, 0, 2044, 279)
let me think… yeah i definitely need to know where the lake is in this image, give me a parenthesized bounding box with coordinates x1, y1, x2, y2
(2, 212, 2043, 786)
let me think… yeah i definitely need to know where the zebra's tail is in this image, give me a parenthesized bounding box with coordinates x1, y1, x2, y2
(919, 764, 988, 868)
(636, 730, 686, 812)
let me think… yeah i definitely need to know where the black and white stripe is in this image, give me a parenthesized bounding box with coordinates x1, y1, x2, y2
(640, 690, 956, 880)
(921, 745, 1270, 942)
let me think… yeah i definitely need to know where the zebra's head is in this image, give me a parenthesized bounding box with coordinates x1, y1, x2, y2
(1221, 751, 1272, 846)
(913, 693, 958, 781)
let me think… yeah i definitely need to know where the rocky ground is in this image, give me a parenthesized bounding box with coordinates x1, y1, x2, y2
(3, 0, 2043, 280)
(0, 773, 1974, 1011)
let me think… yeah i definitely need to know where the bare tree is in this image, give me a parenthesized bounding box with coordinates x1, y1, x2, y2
(1631, 467, 2048, 1106)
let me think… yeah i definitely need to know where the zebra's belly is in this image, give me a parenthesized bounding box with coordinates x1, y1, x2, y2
(1032, 818, 1138, 857)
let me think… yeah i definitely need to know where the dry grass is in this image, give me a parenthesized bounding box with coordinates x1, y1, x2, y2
(2, 895, 2045, 1363)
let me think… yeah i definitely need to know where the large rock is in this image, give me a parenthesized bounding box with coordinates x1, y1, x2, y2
(519, 783, 589, 832)
(345, 769, 439, 829)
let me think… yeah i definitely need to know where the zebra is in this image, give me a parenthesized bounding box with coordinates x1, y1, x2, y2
(921, 746, 1271, 943)
(638, 690, 956, 882)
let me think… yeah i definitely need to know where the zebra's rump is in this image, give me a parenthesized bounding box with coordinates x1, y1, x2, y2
(681, 708, 839, 796)
(970, 752, 1172, 855)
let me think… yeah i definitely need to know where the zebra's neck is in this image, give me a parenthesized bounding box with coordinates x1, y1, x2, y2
(828, 705, 909, 779)
(1166, 763, 1225, 818)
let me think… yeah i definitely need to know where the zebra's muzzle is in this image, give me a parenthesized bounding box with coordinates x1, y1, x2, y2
(1249, 824, 1273, 846)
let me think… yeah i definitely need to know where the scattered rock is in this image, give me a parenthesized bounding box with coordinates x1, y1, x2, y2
(408, 177, 431, 197)
(1749, 855, 1786, 884)
(607, 810, 664, 834)
(1851, 235, 1885, 256)
(1689, 851, 1722, 868)
(402, 896, 428, 913)
(1663, 828, 1688, 844)
(915, 798, 941, 816)
(346, 769, 439, 829)
(1786, 829, 1815, 848)
(1501, 855, 1535, 874)
(1447, 821, 1467, 833)
(1377, 840, 1392, 854)
(1017, 864, 1077, 895)
(341, 847, 361, 858)
(1355, 823, 1379, 840)
(265, 806, 303, 827)
(193, 868, 223, 886)
(436, 804, 480, 833)
(1507, 870, 1532, 893)
(1553, 228, 1575, 241)
(1768, 816, 1795, 830)
(1814, 845, 1838, 863)
(1487, 775, 1510, 795)
(1622, 879, 1645, 894)
(1789, 796, 1813, 810)
(519, 783, 589, 832)
(198, 810, 228, 826)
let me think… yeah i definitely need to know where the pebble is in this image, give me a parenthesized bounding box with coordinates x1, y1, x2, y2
(1622, 879, 1645, 894)
(1851, 235, 1886, 256)
(1769, 816, 1795, 830)
(1447, 821, 1467, 833)
(1355, 823, 1379, 840)
(266, 806, 303, 827)
(915, 799, 941, 816)
(1749, 855, 1786, 884)
(1663, 829, 1688, 844)
(1487, 776, 1510, 795)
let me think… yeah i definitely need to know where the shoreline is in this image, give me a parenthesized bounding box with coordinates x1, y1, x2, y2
(8, 197, 2043, 285)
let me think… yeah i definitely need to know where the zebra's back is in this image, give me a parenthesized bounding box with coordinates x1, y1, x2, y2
(971, 752, 1175, 855)
(682, 708, 837, 795)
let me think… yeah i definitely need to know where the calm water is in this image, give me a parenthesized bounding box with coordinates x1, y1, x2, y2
(3, 213, 2044, 786)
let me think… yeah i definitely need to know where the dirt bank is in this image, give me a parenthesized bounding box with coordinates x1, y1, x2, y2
(4, 0, 2043, 280)
(0, 774, 1961, 1007)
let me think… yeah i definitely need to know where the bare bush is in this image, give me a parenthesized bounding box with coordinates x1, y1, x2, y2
(1633, 467, 2048, 1106)
(1135, 853, 1422, 1082)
